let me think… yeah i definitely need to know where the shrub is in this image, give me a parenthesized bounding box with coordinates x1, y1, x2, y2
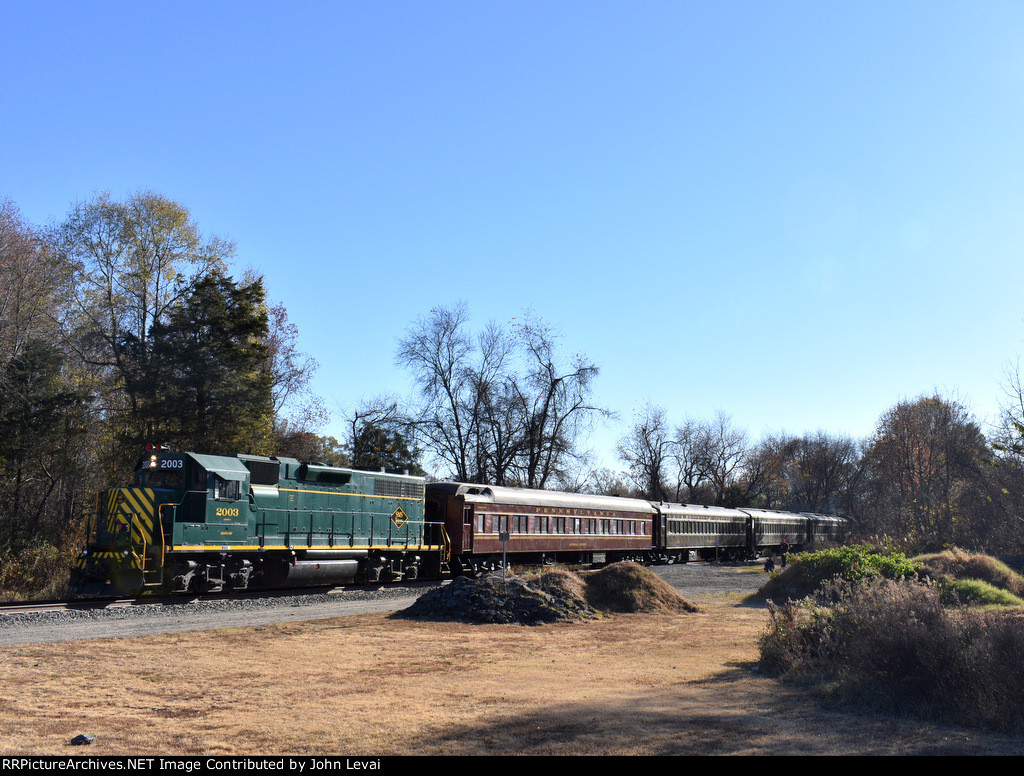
(759, 545, 919, 602)
(758, 576, 1024, 732)
(0, 542, 76, 601)
(917, 548, 1024, 599)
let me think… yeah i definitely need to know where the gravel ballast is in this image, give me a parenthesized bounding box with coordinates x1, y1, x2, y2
(0, 561, 768, 644)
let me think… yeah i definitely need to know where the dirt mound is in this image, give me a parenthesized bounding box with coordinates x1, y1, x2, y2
(396, 562, 699, 625)
(394, 573, 598, 625)
(582, 562, 701, 614)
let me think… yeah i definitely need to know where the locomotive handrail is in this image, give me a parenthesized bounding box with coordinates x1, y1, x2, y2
(156, 502, 174, 573)
(127, 513, 145, 571)
(247, 504, 448, 549)
(440, 524, 451, 562)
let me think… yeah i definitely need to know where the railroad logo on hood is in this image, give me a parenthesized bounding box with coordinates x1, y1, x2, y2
(391, 507, 409, 527)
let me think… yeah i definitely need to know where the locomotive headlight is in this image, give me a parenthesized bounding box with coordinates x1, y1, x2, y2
(149, 454, 158, 468)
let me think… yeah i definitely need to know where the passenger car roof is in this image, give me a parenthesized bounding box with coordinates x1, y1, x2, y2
(432, 482, 656, 514)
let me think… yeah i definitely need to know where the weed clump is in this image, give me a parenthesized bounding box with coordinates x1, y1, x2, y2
(759, 576, 1024, 733)
(917, 548, 1024, 604)
(0, 542, 76, 601)
(759, 545, 919, 603)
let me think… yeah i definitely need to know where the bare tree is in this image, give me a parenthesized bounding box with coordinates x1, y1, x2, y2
(671, 418, 713, 503)
(0, 199, 60, 377)
(695, 412, 748, 505)
(737, 433, 796, 509)
(262, 298, 327, 434)
(993, 359, 1024, 464)
(396, 302, 483, 481)
(466, 322, 519, 484)
(619, 410, 753, 506)
(508, 313, 610, 488)
(584, 467, 637, 497)
(0, 200, 96, 547)
(787, 432, 863, 514)
(617, 405, 673, 500)
(396, 303, 609, 485)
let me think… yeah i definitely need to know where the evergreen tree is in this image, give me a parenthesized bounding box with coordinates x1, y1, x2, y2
(147, 271, 274, 454)
(348, 422, 424, 475)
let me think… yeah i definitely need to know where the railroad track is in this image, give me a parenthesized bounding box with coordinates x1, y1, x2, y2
(0, 579, 446, 618)
(0, 598, 141, 615)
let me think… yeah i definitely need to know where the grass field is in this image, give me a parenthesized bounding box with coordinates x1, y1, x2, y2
(3, 591, 1024, 756)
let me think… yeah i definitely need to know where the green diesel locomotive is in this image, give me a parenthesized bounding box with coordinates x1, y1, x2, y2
(71, 447, 449, 596)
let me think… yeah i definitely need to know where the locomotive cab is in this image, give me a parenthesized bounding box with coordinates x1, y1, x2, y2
(164, 453, 251, 546)
(70, 449, 254, 596)
(71, 448, 192, 595)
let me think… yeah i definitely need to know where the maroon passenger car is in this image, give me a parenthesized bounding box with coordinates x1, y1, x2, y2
(426, 482, 657, 575)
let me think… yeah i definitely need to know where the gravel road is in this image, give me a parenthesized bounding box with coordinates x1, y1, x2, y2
(0, 561, 768, 645)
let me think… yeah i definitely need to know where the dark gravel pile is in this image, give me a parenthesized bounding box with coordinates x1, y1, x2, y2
(394, 573, 599, 625)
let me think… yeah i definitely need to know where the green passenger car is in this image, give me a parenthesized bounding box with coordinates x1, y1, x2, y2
(71, 448, 448, 596)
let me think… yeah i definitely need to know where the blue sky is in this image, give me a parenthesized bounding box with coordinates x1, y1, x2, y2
(4, 1, 1024, 472)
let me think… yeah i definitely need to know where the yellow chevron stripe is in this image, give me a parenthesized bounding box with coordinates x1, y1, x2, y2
(106, 488, 156, 546)
(120, 487, 153, 518)
(119, 488, 156, 543)
(105, 490, 120, 534)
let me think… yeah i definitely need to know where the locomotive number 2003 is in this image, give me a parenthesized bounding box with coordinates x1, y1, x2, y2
(215, 507, 240, 517)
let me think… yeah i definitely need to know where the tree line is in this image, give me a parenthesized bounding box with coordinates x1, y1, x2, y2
(615, 396, 1024, 553)
(3, 191, 1024, 561)
(0, 193, 331, 552)
(350, 301, 1024, 555)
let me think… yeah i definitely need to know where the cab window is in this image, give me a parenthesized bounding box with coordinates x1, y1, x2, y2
(135, 469, 183, 488)
(215, 477, 241, 501)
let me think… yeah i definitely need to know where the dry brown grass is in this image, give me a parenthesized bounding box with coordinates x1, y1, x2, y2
(916, 548, 1024, 597)
(578, 562, 701, 614)
(3, 595, 1024, 756)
